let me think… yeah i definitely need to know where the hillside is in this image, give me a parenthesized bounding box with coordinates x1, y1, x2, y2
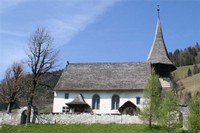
(178, 73, 200, 94)
(172, 64, 200, 81)
(172, 64, 200, 104)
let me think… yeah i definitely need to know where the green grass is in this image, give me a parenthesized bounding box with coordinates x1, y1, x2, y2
(172, 64, 200, 96)
(0, 124, 185, 133)
(178, 73, 200, 94)
(172, 64, 200, 81)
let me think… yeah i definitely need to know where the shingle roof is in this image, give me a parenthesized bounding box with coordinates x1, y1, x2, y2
(54, 62, 151, 91)
(147, 17, 174, 66)
(118, 101, 139, 113)
(66, 94, 88, 105)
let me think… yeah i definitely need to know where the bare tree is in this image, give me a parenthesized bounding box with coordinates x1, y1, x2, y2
(26, 27, 59, 123)
(0, 62, 24, 113)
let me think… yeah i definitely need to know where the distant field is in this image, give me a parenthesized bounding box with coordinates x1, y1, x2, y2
(0, 124, 184, 133)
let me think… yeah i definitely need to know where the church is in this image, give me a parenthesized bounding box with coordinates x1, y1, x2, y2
(53, 10, 176, 114)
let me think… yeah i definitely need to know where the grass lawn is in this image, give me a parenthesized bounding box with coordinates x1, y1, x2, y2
(0, 124, 184, 133)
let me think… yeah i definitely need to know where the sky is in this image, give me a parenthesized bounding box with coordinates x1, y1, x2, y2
(0, 0, 200, 80)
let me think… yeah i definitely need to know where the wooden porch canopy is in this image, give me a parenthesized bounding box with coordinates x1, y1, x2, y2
(66, 94, 90, 108)
(118, 101, 139, 114)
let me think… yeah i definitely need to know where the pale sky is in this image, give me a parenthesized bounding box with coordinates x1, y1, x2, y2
(0, 0, 200, 80)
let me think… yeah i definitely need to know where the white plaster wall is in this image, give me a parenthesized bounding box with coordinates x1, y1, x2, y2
(53, 90, 144, 114)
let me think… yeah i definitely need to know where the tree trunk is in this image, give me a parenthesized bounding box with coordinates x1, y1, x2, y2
(26, 79, 36, 124)
(7, 92, 17, 113)
(149, 114, 152, 129)
(7, 103, 11, 113)
(26, 96, 33, 124)
(168, 115, 171, 133)
(168, 122, 171, 133)
(7, 101, 15, 113)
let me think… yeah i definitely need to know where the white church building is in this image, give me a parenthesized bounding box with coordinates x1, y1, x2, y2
(53, 11, 176, 115)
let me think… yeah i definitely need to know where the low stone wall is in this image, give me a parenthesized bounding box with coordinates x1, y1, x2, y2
(0, 112, 21, 125)
(0, 107, 27, 125)
(0, 106, 189, 126)
(0, 108, 143, 125)
(36, 113, 143, 124)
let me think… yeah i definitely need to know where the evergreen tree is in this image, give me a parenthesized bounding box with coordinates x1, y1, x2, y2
(187, 68, 192, 77)
(188, 95, 200, 132)
(158, 90, 179, 133)
(139, 69, 162, 129)
(193, 64, 199, 75)
(169, 42, 200, 66)
(173, 49, 180, 67)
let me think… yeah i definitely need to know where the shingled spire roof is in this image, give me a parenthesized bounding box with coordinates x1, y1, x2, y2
(147, 18, 171, 64)
(147, 10, 176, 71)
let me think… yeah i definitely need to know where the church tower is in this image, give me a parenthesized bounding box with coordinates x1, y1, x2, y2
(147, 7, 176, 87)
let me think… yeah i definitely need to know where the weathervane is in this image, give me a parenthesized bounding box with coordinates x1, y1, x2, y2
(157, 5, 160, 18)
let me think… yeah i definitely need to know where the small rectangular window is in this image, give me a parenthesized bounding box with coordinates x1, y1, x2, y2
(136, 97, 140, 104)
(62, 106, 69, 113)
(65, 93, 69, 99)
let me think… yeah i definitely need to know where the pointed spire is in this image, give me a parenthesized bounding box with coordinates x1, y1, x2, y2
(147, 8, 176, 71)
(157, 5, 160, 18)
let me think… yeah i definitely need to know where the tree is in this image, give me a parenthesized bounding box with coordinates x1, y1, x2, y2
(26, 27, 59, 123)
(0, 62, 25, 113)
(158, 90, 179, 133)
(187, 68, 192, 77)
(193, 64, 199, 75)
(140, 69, 162, 129)
(188, 94, 200, 132)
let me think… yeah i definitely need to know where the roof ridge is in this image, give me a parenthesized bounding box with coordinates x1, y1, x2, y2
(66, 62, 148, 65)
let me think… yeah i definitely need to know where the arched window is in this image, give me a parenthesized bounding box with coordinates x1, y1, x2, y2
(92, 94, 100, 109)
(111, 95, 120, 109)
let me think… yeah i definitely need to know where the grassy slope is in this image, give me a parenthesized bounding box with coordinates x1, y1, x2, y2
(172, 64, 200, 80)
(173, 64, 200, 95)
(0, 124, 183, 133)
(179, 73, 200, 94)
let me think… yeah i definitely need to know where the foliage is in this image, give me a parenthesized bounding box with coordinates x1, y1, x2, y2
(188, 94, 200, 132)
(0, 124, 185, 133)
(140, 69, 162, 129)
(169, 42, 200, 67)
(158, 90, 179, 133)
